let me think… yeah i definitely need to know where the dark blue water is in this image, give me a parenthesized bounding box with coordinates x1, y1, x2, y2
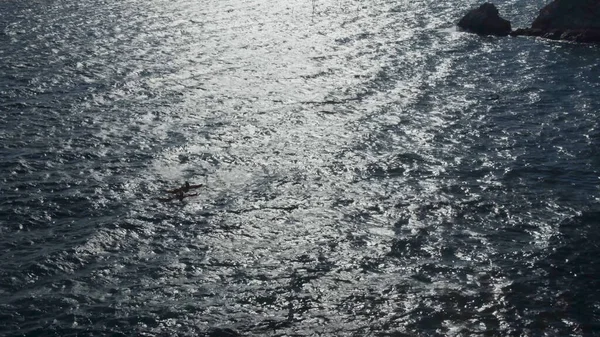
(1, 0, 599, 335)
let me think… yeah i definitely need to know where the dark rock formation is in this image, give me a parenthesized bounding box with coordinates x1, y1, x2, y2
(532, 0, 600, 31)
(511, 0, 600, 43)
(458, 3, 512, 36)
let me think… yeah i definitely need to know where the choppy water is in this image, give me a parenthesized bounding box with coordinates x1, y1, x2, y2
(1, 0, 600, 335)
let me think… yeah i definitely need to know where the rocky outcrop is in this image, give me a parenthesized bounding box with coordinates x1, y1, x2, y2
(510, 0, 600, 43)
(532, 0, 600, 31)
(511, 28, 600, 43)
(458, 3, 512, 37)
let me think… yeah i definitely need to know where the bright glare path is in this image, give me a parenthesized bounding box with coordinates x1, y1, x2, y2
(0, 0, 599, 335)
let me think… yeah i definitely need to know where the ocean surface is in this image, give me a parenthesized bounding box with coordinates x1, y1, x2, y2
(1, 0, 599, 335)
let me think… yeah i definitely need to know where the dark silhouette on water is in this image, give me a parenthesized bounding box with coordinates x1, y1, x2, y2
(166, 181, 203, 194)
(157, 182, 203, 202)
(157, 190, 199, 202)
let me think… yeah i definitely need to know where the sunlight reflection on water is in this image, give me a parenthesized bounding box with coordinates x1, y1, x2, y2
(1, 0, 600, 335)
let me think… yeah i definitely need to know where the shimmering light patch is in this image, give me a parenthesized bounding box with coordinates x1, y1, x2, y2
(1, 0, 599, 335)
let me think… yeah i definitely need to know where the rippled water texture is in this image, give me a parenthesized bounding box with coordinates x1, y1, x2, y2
(1, 0, 600, 335)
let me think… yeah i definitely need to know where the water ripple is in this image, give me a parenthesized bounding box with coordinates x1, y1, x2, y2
(1, 0, 599, 335)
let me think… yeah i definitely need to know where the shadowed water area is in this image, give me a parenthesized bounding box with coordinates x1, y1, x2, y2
(1, 0, 600, 335)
